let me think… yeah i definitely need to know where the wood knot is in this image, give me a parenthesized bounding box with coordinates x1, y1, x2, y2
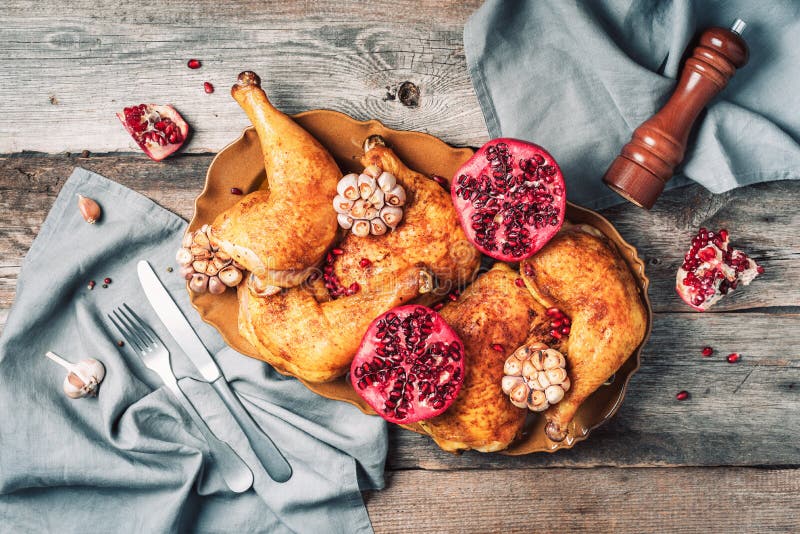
(397, 81, 420, 108)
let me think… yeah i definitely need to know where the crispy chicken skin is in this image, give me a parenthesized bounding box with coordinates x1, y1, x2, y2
(419, 264, 551, 453)
(520, 225, 647, 442)
(210, 71, 340, 290)
(331, 138, 480, 299)
(238, 266, 433, 382)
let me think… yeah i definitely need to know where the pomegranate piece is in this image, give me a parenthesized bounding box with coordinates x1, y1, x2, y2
(675, 228, 763, 311)
(350, 305, 465, 424)
(116, 104, 189, 161)
(452, 138, 566, 261)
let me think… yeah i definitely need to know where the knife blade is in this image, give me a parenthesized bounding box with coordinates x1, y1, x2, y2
(137, 259, 292, 482)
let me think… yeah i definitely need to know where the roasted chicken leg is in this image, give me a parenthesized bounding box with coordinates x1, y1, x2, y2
(520, 225, 647, 441)
(210, 71, 340, 293)
(419, 264, 551, 452)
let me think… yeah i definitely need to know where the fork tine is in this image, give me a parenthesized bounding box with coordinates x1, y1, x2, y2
(113, 308, 149, 349)
(123, 304, 161, 345)
(108, 312, 144, 352)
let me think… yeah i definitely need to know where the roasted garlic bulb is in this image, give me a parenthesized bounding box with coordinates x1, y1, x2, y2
(176, 225, 244, 294)
(501, 342, 570, 412)
(333, 165, 405, 236)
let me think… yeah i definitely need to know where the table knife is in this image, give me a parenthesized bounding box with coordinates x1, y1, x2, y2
(137, 260, 292, 482)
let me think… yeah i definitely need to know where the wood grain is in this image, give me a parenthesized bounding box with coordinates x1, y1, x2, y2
(2, 155, 797, 314)
(0, 0, 486, 154)
(365, 467, 800, 533)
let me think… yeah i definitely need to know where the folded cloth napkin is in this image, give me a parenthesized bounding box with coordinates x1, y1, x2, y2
(0, 168, 387, 533)
(464, 0, 800, 209)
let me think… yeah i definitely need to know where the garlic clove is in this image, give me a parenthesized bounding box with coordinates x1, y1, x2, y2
(368, 186, 385, 208)
(218, 265, 243, 287)
(190, 246, 213, 260)
(46, 352, 105, 399)
(561, 377, 571, 392)
(337, 173, 360, 200)
(212, 255, 231, 271)
(545, 367, 568, 385)
(189, 273, 209, 293)
(521, 359, 537, 381)
(215, 250, 231, 263)
(379, 206, 404, 228)
(363, 165, 382, 178)
(181, 232, 194, 248)
(208, 275, 227, 294)
(537, 370, 551, 389)
(377, 172, 397, 192)
(363, 204, 379, 220)
(509, 381, 530, 408)
(501, 375, 524, 395)
(527, 375, 545, 391)
(503, 355, 523, 376)
(193, 230, 211, 250)
(337, 213, 354, 230)
(333, 195, 354, 214)
(358, 174, 377, 200)
(385, 184, 406, 207)
(204, 261, 220, 277)
(370, 219, 388, 236)
(351, 220, 371, 237)
(528, 390, 549, 412)
(180, 265, 195, 280)
(531, 350, 545, 371)
(176, 247, 193, 266)
(545, 385, 565, 404)
(350, 199, 370, 219)
(77, 194, 102, 224)
(543, 349, 566, 370)
(192, 259, 209, 274)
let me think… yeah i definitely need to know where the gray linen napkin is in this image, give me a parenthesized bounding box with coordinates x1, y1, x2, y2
(0, 168, 386, 533)
(464, 0, 800, 209)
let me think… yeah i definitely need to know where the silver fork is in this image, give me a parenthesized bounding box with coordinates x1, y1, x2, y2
(109, 304, 253, 494)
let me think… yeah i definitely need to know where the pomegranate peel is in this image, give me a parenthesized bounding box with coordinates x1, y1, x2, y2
(350, 305, 465, 424)
(675, 228, 762, 311)
(452, 138, 566, 261)
(117, 104, 189, 161)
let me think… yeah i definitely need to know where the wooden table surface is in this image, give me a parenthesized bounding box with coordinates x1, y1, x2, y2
(2, 1, 798, 532)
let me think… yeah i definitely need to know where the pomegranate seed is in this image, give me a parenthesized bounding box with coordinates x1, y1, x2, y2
(560, 326, 570, 335)
(550, 329, 562, 340)
(756, 265, 765, 274)
(546, 307, 561, 317)
(87, 280, 96, 290)
(332, 248, 344, 256)
(561, 317, 571, 326)
(203, 82, 214, 94)
(326, 253, 334, 264)
(359, 258, 372, 268)
(448, 293, 458, 301)
(701, 346, 713, 357)
(187, 59, 201, 69)
(727, 352, 740, 363)
(676, 390, 689, 401)
(230, 187, 243, 195)
(551, 319, 563, 328)
(491, 343, 504, 352)
(514, 278, 525, 288)
(103, 277, 112, 284)
(349, 282, 360, 293)
(432, 302, 444, 311)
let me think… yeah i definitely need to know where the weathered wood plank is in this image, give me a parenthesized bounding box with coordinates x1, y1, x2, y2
(2, 155, 797, 313)
(0, 0, 486, 154)
(365, 467, 800, 533)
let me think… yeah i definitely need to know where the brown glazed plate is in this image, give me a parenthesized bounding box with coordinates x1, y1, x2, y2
(189, 110, 653, 455)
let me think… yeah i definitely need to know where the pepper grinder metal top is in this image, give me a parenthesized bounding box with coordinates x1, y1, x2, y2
(602, 19, 749, 209)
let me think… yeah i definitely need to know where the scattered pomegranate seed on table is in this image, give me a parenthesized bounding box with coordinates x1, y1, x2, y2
(359, 258, 372, 268)
(491, 343, 504, 352)
(701, 346, 713, 357)
(187, 59, 201, 69)
(230, 187, 243, 195)
(103, 277, 112, 284)
(87, 280, 95, 290)
(514, 277, 525, 288)
(117, 340, 124, 347)
(203, 82, 214, 94)
(430, 174, 449, 191)
(676, 390, 690, 401)
(727, 352, 741, 363)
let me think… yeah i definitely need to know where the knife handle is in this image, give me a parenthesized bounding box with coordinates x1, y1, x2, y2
(161, 376, 254, 493)
(212, 379, 293, 482)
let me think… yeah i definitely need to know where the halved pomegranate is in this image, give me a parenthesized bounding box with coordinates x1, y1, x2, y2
(452, 138, 566, 261)
(676, 228, 763, 311)
(116, 104, 189, 161)
(350, 305, 465, 424)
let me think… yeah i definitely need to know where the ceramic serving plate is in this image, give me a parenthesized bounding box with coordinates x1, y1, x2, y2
(189, 110, 653, 454)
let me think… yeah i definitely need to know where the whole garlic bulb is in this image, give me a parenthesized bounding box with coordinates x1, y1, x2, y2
(333, 166, 406, 236)
(176, 225, 244, 294)
(45, 351, 105, 399)
(501, 342, 570, 412)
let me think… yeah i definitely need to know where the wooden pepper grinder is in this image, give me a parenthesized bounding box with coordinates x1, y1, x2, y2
(603, 19, 749, 209)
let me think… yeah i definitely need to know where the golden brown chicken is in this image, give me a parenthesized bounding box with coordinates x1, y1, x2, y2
(520, 224, 647, 442)
(210, 71, 340, 293)
(331, 136, 480, 301)
(237, 137, 480, 383)
(418, 264, 551, 452)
